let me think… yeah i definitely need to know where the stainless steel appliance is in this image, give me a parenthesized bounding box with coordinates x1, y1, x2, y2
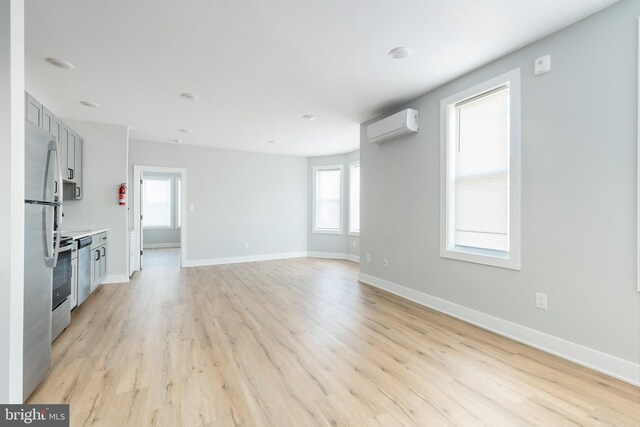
(51, 237, 74, 341)
(77, 237, 92, 306)
(23, 121, 63, 400)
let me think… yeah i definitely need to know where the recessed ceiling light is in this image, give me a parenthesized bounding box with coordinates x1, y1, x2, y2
(388, 47, 412, 59)
(302, 114, 316, 121)
(45, 57, 74, 69)
(172, 139, 183, 144)
(179, 128, 193, 134)
(180, 93, 200, 101)
(267, 140, 276, 144)
(80, 101, 100, 108)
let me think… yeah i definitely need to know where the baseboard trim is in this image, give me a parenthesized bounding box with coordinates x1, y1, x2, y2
(102, 274, 130, 284)
(308, 252, 360, 263)
(307, 251, 346, 259)
(184, 252, 308, 267)
(357, 272, 640, 387)
(143, 243, 180, 249)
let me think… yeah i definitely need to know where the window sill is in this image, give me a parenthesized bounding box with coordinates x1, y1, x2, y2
(143, 226, 181, 230)
(312, 229, 343, 235)
(440, 246, 520, 270)
(348, 231, 360, 237)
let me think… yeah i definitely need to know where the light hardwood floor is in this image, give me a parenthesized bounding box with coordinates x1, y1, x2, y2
(29, 249, 640, 426)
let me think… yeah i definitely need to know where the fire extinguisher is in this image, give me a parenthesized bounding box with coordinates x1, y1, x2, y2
(119, 183, 127, 206)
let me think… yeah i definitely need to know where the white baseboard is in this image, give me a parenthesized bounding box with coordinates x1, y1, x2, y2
(185, 251, 361, 267)
(184, 251, 308, 267)
(102, 274, 130, 284)
(143, 243, 180, 249)
(307, 251, 346, 259)
(308, 252, 360, 263)
(358, 272, 640, 387)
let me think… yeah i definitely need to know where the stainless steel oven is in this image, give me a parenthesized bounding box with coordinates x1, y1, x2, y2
(51, 237, 74, 341)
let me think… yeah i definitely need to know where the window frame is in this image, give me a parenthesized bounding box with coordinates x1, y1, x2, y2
(312, 164, 344, 235)
(348, 161, 360, 236)
(143, 175, 182, 230)
(440, 68, 521, 270)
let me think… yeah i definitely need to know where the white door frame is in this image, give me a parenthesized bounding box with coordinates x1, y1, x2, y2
(133, 165, 187, 269)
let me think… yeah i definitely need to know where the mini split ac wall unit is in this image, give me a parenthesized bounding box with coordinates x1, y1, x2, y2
(367, 108, 419, 144)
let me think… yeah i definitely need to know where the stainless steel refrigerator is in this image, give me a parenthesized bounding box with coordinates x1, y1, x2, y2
(23, 120, 63, 400)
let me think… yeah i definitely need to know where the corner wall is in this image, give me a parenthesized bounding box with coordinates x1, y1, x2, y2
(62, 120, 130, 283)
(307, 150, 360, 260)
(359, 0, 640, 383)
(129, 140, 308, 265)
(0, 0, 24, 403)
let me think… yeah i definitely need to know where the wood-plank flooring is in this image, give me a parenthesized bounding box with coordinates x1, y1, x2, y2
(28, 249, 640, 426)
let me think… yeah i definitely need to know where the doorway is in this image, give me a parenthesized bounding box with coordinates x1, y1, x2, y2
(133, 165, 187, 270)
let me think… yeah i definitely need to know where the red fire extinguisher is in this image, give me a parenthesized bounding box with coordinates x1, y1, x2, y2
(119, 183, 127, 206)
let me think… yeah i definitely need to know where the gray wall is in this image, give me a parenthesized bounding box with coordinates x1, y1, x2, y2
(130, 140, 308, 262)
(63, 120, 130, 281)
(0, 0, 24, 403)
(307, 150, 360, 258)
(360, 0, 640, 364)
(144, 228, 180, 248)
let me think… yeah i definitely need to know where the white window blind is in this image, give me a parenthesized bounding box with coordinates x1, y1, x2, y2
(315, 168, 342, 232)
(349, 163, 360, 234)
(454, 86, 510, 252)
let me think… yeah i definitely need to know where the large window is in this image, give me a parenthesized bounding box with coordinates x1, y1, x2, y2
(313, 165, 343, 234)
(440, 69, 521, 270)
(143, 175, 181, 229)
(349, 162, 360, 235)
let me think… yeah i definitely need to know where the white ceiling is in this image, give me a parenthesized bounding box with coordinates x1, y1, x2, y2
(25, 0, 619, 157)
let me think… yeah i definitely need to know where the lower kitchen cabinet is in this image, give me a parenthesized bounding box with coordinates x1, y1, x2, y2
(90, 232, 108, 291)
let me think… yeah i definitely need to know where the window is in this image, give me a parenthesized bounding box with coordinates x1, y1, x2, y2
(349, 162, 360, 235)
(143, 175, 181, 229)
(440, 69, 521, 270)
(313, 165, 343, 234)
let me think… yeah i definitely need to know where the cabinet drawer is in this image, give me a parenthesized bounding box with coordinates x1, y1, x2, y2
(90, 232, 108, 250)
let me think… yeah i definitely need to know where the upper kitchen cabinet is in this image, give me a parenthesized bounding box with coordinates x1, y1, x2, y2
(73, 137, 83, 199)
(25, 93, 43, 127)
(26, 92, 84, 200)
(60, 125, 70, 181)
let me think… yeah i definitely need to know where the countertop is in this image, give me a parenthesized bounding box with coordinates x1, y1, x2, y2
(61, 228, 109, 240)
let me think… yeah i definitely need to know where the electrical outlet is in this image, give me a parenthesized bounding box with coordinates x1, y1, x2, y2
(366, 254, 371, 263)
(535, 293, 548, 310)
(244, 242, 249, 249)
(352, 241, 357, 248)
(383, 258, 388, 267)
(189, 204, 195, 211)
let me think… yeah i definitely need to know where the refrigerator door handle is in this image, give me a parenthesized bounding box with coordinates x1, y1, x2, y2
(47, 139, 63, 268)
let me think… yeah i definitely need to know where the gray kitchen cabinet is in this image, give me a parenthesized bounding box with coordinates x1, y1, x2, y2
(90, 248, 100, 289)
(89, 232, 108, 291)
(25, 93, 42, 126)
(99, 247, 107, 281)
(42, 107, 53, 134)
(74, 137, 83, 199)
(66, 130, 77, 182)
(51, 117, 63, 191)
(26, 91, 85, 199)
(60, 125, 70, 180)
